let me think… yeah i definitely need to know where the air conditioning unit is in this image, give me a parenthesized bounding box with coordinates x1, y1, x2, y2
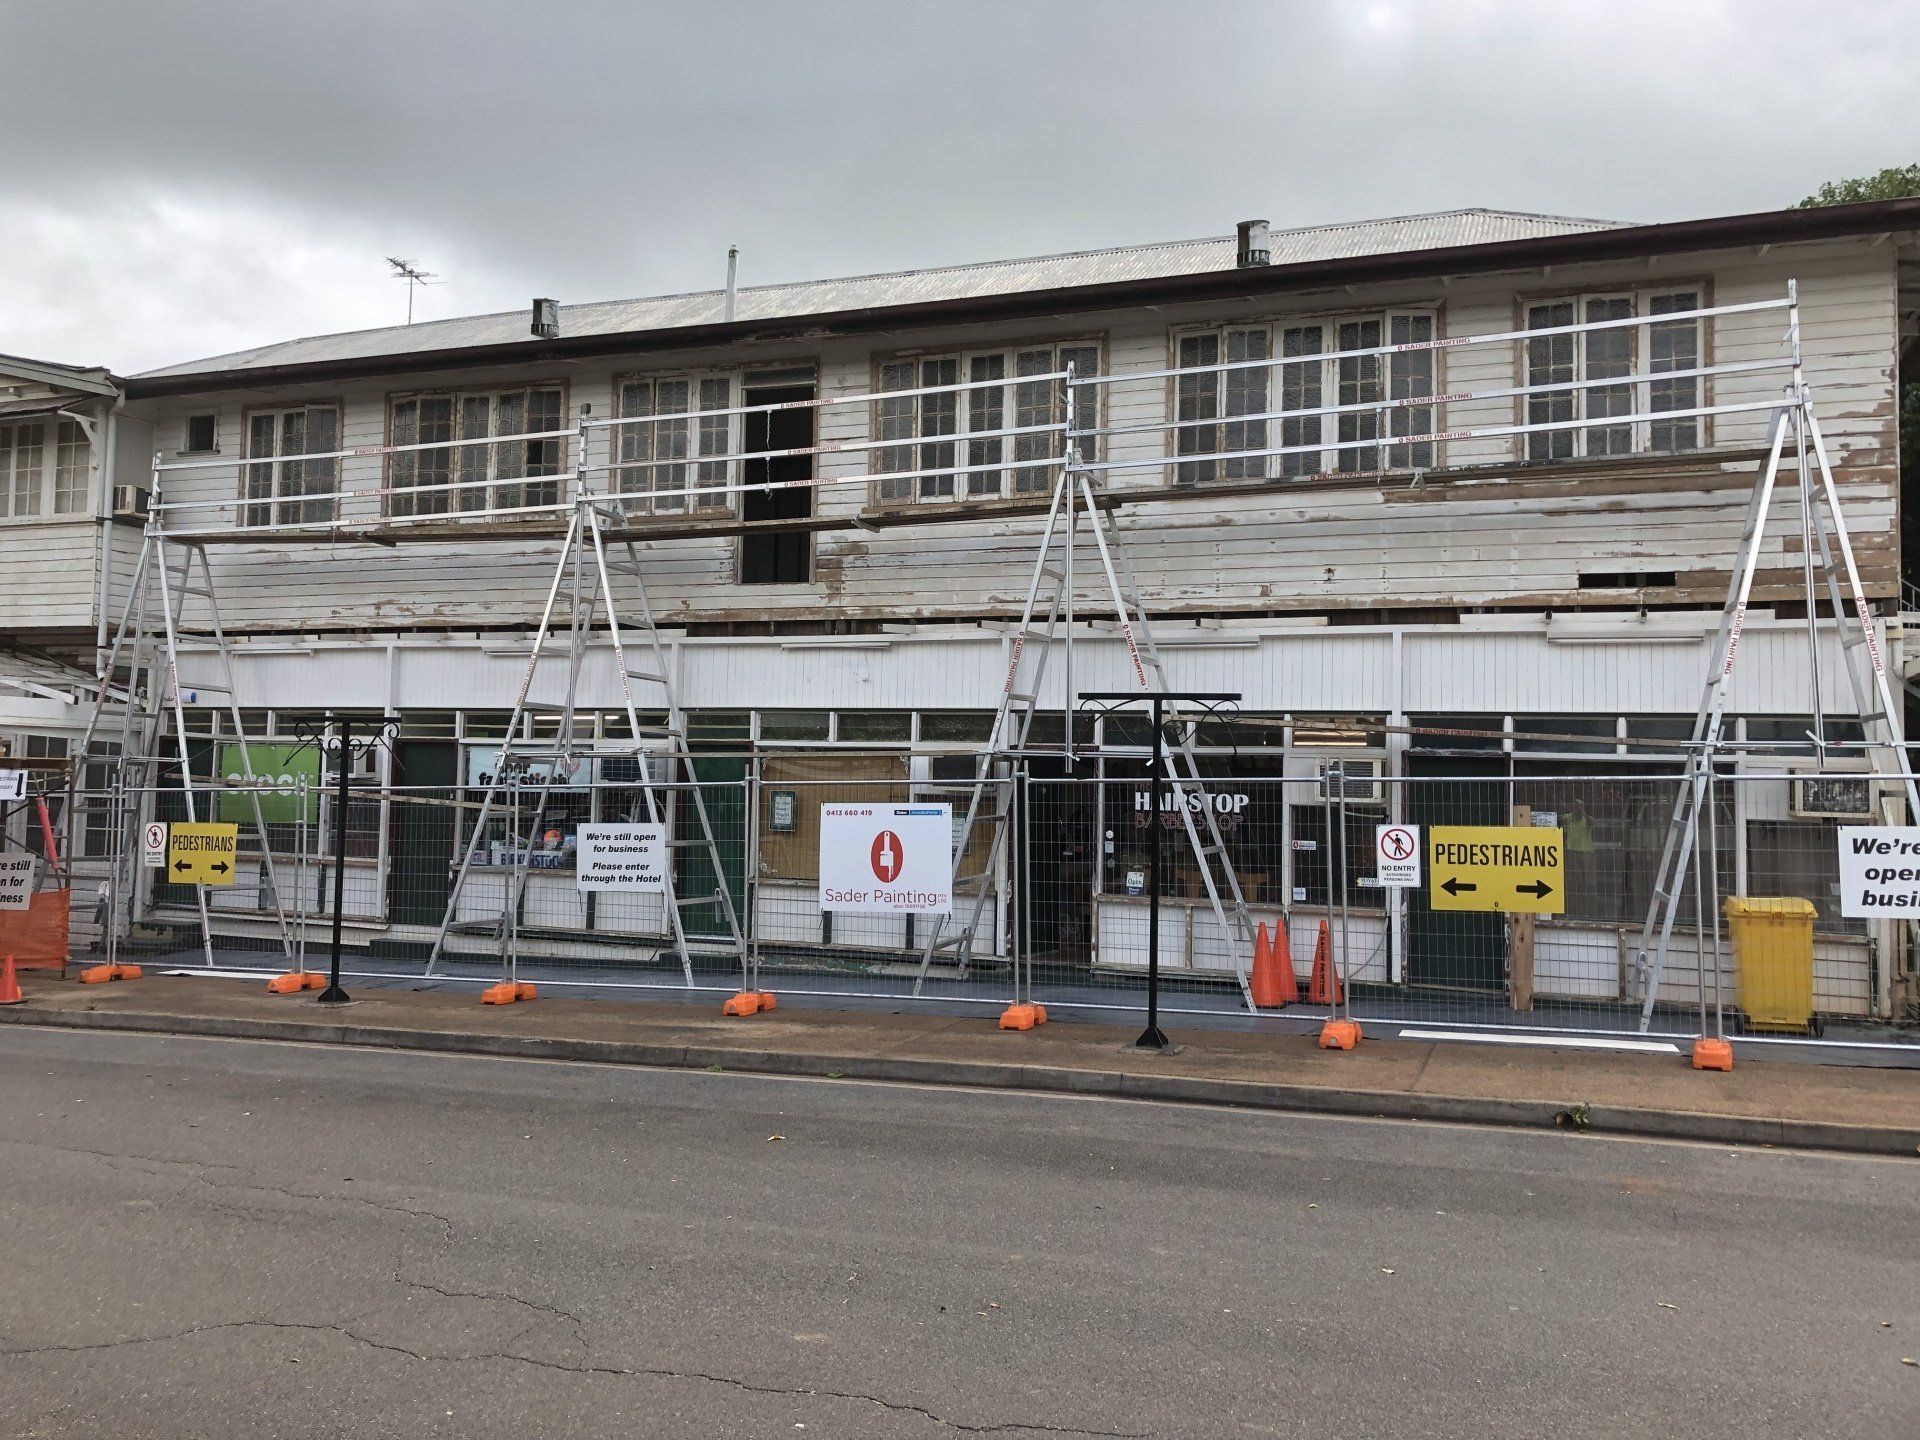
(112, 485, 150, 519)
(1790, 774, 1873, 819)
(1317, 758, 1383, 804)
(324, 748, 380, 785)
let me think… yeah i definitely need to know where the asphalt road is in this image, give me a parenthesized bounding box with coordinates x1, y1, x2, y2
(0, 1028, 1915, 1440)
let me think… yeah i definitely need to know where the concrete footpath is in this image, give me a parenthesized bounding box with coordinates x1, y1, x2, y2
(3, 970, 1917, 1156)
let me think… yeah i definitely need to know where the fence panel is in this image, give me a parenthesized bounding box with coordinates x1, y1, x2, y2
(22, 763, 1914, 1049)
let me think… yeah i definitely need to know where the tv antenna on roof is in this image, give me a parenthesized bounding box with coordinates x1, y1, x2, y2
(386, 256, 440, 324)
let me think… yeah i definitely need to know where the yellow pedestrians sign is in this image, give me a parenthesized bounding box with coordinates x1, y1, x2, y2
(168, 822, 240, 886)
(1428, 825, 1564, 914)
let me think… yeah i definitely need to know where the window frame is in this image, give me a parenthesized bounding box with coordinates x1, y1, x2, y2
(0, 417, 92, 522)
(1165, 308, 1442, 485)
(180, 413, 220, 456)
(609, 367, 742, 517)
(382, 382, 570, 518)
(867, 336, 1104, 508)
(1516, 282, 1712, 462)
(238, 401, 344, 528)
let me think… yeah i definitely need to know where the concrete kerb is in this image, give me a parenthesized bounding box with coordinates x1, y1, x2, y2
(4, 1003, 1916, 1156)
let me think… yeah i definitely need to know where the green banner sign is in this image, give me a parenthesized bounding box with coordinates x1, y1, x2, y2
(217, 742, 321, 824)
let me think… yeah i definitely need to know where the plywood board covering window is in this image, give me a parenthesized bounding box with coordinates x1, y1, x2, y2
(758, 754, 910, 881)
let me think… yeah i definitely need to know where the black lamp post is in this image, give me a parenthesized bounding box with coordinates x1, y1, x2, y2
(290, 715, 397, 1006)
(1079, 690, 1240, 1052)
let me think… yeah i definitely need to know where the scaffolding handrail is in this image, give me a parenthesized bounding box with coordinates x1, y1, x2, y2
(1072, 295, 1793, 390)
(583, 365, 1074, 431)
(145, 289, 1796, 540)
(1092, 356, 1792, 444)
(1078, 398, 1785, 478)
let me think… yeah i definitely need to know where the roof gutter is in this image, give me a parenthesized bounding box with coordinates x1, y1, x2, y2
(124, 197, 1920, 400)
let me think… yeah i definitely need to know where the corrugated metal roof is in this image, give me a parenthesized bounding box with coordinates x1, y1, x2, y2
(136, 208, 1627, 381)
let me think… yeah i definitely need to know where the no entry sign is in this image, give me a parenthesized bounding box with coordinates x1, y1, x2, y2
(818, 804, 953, 915)
(1374, 824, 1421, 888)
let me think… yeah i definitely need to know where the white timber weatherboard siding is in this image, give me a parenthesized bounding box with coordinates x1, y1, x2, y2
(129, 238, 1899, 638)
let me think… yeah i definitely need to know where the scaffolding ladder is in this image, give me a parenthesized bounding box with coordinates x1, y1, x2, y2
(913, 367, 1263, 1006)
(70, 482, 297, 969)
(427, 409, 747, 985)
(1631, 282, 1920, 1028)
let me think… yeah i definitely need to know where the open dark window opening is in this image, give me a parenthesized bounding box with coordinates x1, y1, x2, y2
(740, 379, 814, 584)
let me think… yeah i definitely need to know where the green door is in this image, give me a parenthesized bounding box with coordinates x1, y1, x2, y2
(677, 753, 747, 941)
(1405, 755, 1508, 991)
(389, 740, 457, 927)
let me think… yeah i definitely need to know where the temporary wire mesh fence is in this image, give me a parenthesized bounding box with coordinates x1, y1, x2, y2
(15, 764, 1912, 1047)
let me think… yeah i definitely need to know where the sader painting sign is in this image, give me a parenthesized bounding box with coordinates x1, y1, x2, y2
(819, 804, 952, 915)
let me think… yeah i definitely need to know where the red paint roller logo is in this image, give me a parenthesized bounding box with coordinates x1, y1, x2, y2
(870, 829, 905, 883)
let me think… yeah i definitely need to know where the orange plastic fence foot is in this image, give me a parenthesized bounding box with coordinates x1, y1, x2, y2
(1030, 1003, 1047, 1025)
(723, 991, 777, 1016)
(79, 962, 140, 985)
(1318, 1018, 1362, 1051)
(481, 980, 537, 1005)
(266, 972, 307, 994)
(0, 956, 23, 1006)
(999, 1002, 1043, 1031)
(300, 972, 327, 990)
(1692, 1037, 1734, 1071)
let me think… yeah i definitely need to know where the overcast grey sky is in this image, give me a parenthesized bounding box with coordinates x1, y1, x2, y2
(2, 0, 1914, 375)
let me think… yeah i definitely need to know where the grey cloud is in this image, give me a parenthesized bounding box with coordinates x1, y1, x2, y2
(1, 0, 1913, 372)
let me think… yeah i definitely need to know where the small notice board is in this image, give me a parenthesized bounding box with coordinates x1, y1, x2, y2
(574, 824, 667, 891)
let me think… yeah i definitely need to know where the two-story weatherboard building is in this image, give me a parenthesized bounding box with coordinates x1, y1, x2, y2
(5, 198, 1919, 1021)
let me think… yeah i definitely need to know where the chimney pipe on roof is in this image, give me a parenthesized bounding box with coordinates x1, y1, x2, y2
(1236, 219, 1271, 268)
(724, 245, 739, 322)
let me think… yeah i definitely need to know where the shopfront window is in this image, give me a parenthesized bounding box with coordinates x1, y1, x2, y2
(1512, 765, 1734, 926)
(1099, 758, 1290, 908)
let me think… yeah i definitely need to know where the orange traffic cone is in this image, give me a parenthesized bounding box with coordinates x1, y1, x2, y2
(0, 955, 23, 1006)
(1307, 920, 1343, 1006)
(1249, 923, 1281, 1008)
(1273, 923, 1300, 1005)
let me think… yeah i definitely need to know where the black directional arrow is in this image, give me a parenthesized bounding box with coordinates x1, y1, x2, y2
(1517, 880, 1553, 898)
(1441, 877, 1477, 896)
(211, 861, 231, 875)
(174, 860, 190, 874)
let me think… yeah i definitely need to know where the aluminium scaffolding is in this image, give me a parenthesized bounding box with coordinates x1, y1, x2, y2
(67, 281, 1897, 1017)
(1628, 281, 1919, 1030)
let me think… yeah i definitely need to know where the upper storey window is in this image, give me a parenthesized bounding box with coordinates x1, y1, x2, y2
(1171, 312, 1438, 483)
(871, 339, 1101, 505)
(0, 419, 90, 520)
(612, 372, 737, 515)
(1523, 290, 1703, 461)
(387, 384, 565, 517)
(243, 405, 338, 527)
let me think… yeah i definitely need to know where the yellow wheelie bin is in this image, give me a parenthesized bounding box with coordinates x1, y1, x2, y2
(1722, 896, 1820, 1035)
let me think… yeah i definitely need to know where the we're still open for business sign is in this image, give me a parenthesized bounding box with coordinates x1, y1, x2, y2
(818, 804, 953, 915)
